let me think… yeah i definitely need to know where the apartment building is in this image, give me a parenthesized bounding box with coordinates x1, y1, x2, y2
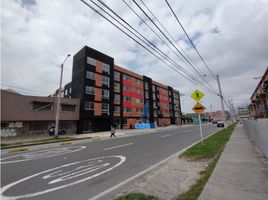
(63, 46, 181, 133)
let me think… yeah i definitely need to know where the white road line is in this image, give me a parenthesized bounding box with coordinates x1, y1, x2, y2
(88, 129, 220, 200)
(104, 143, 133, 151)
(161, 134, 172, 138)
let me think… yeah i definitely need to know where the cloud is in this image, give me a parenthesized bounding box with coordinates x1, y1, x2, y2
(1, 0, 268, 113)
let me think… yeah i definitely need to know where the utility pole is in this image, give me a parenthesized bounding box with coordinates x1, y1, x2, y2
(216, 74, 225, 121)
(55, 54, 71, 138)
(210, 104, 213, 121)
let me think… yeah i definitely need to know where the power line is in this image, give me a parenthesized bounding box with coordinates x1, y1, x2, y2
(81, 0, 218, 94)
(164, 0, 218, 81)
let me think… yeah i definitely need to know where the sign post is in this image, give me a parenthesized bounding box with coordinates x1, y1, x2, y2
(191, 90, 206, 145)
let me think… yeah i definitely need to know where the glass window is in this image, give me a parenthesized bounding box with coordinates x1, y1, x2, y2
(85, 102, 94, 110)
(85, 86, 95, 95)
(32, 102, 52, 111)
(136, 79, 142, 84)
(114, 82, 119, 90)
(114, 71, 120, 79)
(102, 103, 109, 113)
(114, 106, 120, 113)
(136, 98, 143, 104)
(103, 76, 110, 86)
(123, 74, 131, 80)
(114, 94, 120, 101)
(86, 71, 95, 80)
(87, 57, 96, 66)
(123, 96, 131, 102)
(59, 123, 72, 130)
(102, 63, 110, 74)
(102, 89, 109, 99)
(145, 91, 149, 99)
(123, 107, 131, 112)
(136, 88, 142, 94)
(152, 86, 155, 92)
(29, 123, 49, 131)
(136, 108, 143, 113)
(123, 85, 131, 91)
(144, 82, 149, 90)
(61, 104, 75, 112)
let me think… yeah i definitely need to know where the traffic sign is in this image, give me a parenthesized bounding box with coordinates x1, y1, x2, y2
(191, 89, 204, 102)
(192, 102, 206, 114)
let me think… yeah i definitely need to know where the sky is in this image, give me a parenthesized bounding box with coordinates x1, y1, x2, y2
(1, 0, 268, 113)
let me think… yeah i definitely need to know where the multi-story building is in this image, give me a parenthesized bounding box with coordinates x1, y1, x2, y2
(62, 46, 181, 133)
(249, 67, 268, 118)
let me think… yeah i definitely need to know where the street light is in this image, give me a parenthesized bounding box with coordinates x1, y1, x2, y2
(55, 54, 71, 137)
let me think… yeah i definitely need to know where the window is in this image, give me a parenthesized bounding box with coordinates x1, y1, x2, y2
(123, 96, 131, 102)
(145, 91, 149, 99)
(123, 85, 131, 91)
(64, 90, 68, 96)
(153, 93, 156, 100)
(29, 123, 49, 131)
(85, 102, 94, 110)
(114, 94, 120, 102)
(103, 76, 110, 86)
(102, 89, 109, 99)
(85, 86, 95, 95)
(32, 102, 52, 111)
(123, 74, 131, 80)
(123, 107, 131, 112)
(61, 104, 76, 112)
(69, 87, 72, 94)
(136, 88, 142, 94)
(136, 108, 143, 113)
(59, 123, 72, 130)
(102, 103, 109, 113)
(152, 86, 155, 92)
(86, 71, 95, 80)
(114, 82, 119, 90)
(144, 82, 149, 90)
(136, 79, 142, 85)
(102, 63, 110, 74)
(136, 98, 143, 104)
(114, 71, 120, 79)
(114, 106, 120, 113)
(87, 57, 96, 66)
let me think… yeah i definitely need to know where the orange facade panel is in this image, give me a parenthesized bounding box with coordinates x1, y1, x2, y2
(96, 60, 102, 74)
(96, 74, 102, 87)
(94, 102, 102, 116)
(95, 88, 102, 101)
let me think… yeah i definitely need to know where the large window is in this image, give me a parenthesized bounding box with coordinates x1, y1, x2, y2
(136, 88, 142, 94)
(32, 102, 52, 111)
(102, 103, 109, 113)
(85, 86, 95, 95)
(61, 104, 76, 112)
(123, 96, 131, 102)
(102, 89, 109, 99)
(114, 82, 120, 90)
(59, 123, 72, 130)
(114, 106, 120, 113)
(136, 108, 143, 113)
(114, 71, 120, 79)
(136, 79, 142, 85)
(123, 85, 131, 91)
(102, 76, 110, 86)
(87, 57, 96, 66)
(123, 107, 131, 112)
(86, 71, 95, 80)
(145, 91, 149, 99)
(123, 74, 131, 80)
(85, 102, 94, 110)
(102, 63, 110, 74)
(136, 98, 143, 104)
(144, 82, 149, 90)
(29, 123, 49, 131)
(114, 94, 120, 103)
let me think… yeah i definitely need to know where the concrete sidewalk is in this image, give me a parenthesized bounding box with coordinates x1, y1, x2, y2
(199, 124, 268, 200)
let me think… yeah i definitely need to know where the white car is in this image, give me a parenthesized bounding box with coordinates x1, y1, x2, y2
(217, 121, 225, 127)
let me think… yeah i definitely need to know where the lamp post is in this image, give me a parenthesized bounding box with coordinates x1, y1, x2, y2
(55, 54, 71, 138)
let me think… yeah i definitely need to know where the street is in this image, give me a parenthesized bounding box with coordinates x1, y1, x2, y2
(1, 125, 220, 200)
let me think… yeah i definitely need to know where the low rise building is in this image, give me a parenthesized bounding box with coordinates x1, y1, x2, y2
(1, 89, 80, 136)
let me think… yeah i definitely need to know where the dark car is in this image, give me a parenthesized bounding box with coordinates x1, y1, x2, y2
(212, 120, 218, 124)
(217, 121, 225, 127)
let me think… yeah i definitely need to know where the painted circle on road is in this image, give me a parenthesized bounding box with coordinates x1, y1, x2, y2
(1, 146, 86, 164)
(1, 155, 126, 200)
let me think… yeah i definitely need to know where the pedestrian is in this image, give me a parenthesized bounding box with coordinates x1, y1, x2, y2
(110, 125, 116, 138)
(47, 124, 55, 136)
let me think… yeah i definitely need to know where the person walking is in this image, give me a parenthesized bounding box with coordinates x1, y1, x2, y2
(110, 125, 116, 138)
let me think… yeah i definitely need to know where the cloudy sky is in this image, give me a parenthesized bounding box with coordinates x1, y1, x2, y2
(1, 0, 268, 113)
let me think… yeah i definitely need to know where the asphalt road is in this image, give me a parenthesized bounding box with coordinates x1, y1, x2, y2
(1, 124, 220, 200)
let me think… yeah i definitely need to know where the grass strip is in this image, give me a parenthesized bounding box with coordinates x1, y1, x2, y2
(115, 193, 159, 200)
(176, 124, 236, 200)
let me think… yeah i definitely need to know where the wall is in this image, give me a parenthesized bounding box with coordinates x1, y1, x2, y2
(244, 119, 268, 158)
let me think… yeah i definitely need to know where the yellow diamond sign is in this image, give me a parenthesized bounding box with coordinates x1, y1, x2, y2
(192, 102, 206, 114)
(191, 89, 204, 102)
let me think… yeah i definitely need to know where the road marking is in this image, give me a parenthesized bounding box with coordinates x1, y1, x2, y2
(104, 143, 133, 151)
(0, 156, 126, 200)
(88, 130, 220, 200)
(1, 146, 86, 164)
(161, 134, 172, 138)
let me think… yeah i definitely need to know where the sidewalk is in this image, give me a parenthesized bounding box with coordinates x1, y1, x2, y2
(199, 124, 268, 200)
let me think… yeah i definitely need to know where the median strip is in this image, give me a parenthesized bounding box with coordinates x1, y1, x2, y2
(104, 143, 133, 151)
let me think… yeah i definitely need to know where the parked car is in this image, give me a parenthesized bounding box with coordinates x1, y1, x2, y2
(212, 120, 218, 124)
(217, 121, 225, 127)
